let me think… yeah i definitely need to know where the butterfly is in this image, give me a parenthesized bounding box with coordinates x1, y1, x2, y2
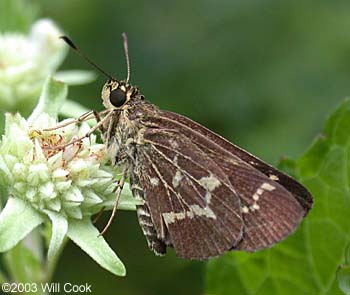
(58, 34, 312, 259)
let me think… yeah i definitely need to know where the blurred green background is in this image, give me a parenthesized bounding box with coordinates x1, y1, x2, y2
(4, 0, 350, 294)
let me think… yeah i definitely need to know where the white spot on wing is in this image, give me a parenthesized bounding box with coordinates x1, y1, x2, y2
(256, 188, 263, 195)
(190, 204, 216, 219)
(205, 191, 212, 204)
(252, 203, 260, 210)
(269, 174, 279, 181)
(163, 211, 186, 224)
(169, 138, 179, 149)
(248, 182, 276, 213)
(172, 170, 183, 188)
(173, 154, 178, 165)
(242, 206, 249, 213)
(162, 204, 216, 224)
(199, 174, 221, 192)
(150, 177, 159, 187)
(261, 182, 276, 191)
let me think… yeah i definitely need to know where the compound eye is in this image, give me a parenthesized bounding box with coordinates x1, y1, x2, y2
(109, 88, 127, 107)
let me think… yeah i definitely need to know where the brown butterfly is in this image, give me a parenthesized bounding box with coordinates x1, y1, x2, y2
(58, 34, 312, 259)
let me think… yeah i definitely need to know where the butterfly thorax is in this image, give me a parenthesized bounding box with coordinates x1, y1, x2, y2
(100, 79, 156, 166)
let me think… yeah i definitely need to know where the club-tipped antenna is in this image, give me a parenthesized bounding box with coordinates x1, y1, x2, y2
(60, 36, 116, 80)
(122, 32, 131, 83)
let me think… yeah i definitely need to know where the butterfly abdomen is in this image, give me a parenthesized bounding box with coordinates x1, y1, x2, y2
(130, 169, 167, 256)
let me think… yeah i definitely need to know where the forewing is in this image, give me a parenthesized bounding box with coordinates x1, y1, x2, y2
(135, 129, 244, 259)
(139, 109, 311, 252)
(158, 110, 313, 213)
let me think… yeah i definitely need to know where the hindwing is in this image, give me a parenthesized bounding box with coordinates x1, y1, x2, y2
(134, 129, 243, 259)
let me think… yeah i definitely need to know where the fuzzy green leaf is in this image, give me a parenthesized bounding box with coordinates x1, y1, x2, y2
(0, 197, 43, 252)
(4, 242, 43, 283)
(103, 182, 142, 211)
(45, 210, 68, 261)
(28, 77, 67, 124)
(67, 218, 126, 276)
(119, 183, 142, 210)
(205, 98, 350, 295)
(338, 265, 350, 295)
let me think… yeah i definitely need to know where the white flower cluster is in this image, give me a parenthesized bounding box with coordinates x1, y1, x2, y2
(0, 112, 118, 219)
(0, 19, 66, 112)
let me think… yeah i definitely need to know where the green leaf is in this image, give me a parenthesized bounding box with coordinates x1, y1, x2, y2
(205, 98, 350, 295)
(54, 70, 97, 85)
(67, 218, 126, 276)
(119, 182, 143, 210)
(28, 77, 67, 124)
(0, 197, 43, 252)
(4, 241, 43, 283)
(338, 265, 350, 295)
(278, 157, 297, 179)
(103, 182, 143, 211)
(45, 210, 68, 261)
(345, 244, 350, 264)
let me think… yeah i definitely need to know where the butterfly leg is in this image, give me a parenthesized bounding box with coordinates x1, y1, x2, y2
(99, 166, 128, 236)
(92, 110, 106, 133)
(44, 110, 98, 131)
(43, 110, 115, 150)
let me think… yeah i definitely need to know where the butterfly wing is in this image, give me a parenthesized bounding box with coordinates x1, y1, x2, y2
(130, 105, 312, 258)
(132, 128, 244, 259)
(157, 110, 313, 214)
(153, 110, 313, 251)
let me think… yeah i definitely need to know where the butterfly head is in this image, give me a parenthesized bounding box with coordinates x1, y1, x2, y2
(101, 79, 144, 110)
(59, 35, 145, 110)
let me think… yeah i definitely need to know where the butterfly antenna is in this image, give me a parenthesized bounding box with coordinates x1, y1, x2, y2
(122, 32, 131, 83)
(60, 36, 116, 80)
